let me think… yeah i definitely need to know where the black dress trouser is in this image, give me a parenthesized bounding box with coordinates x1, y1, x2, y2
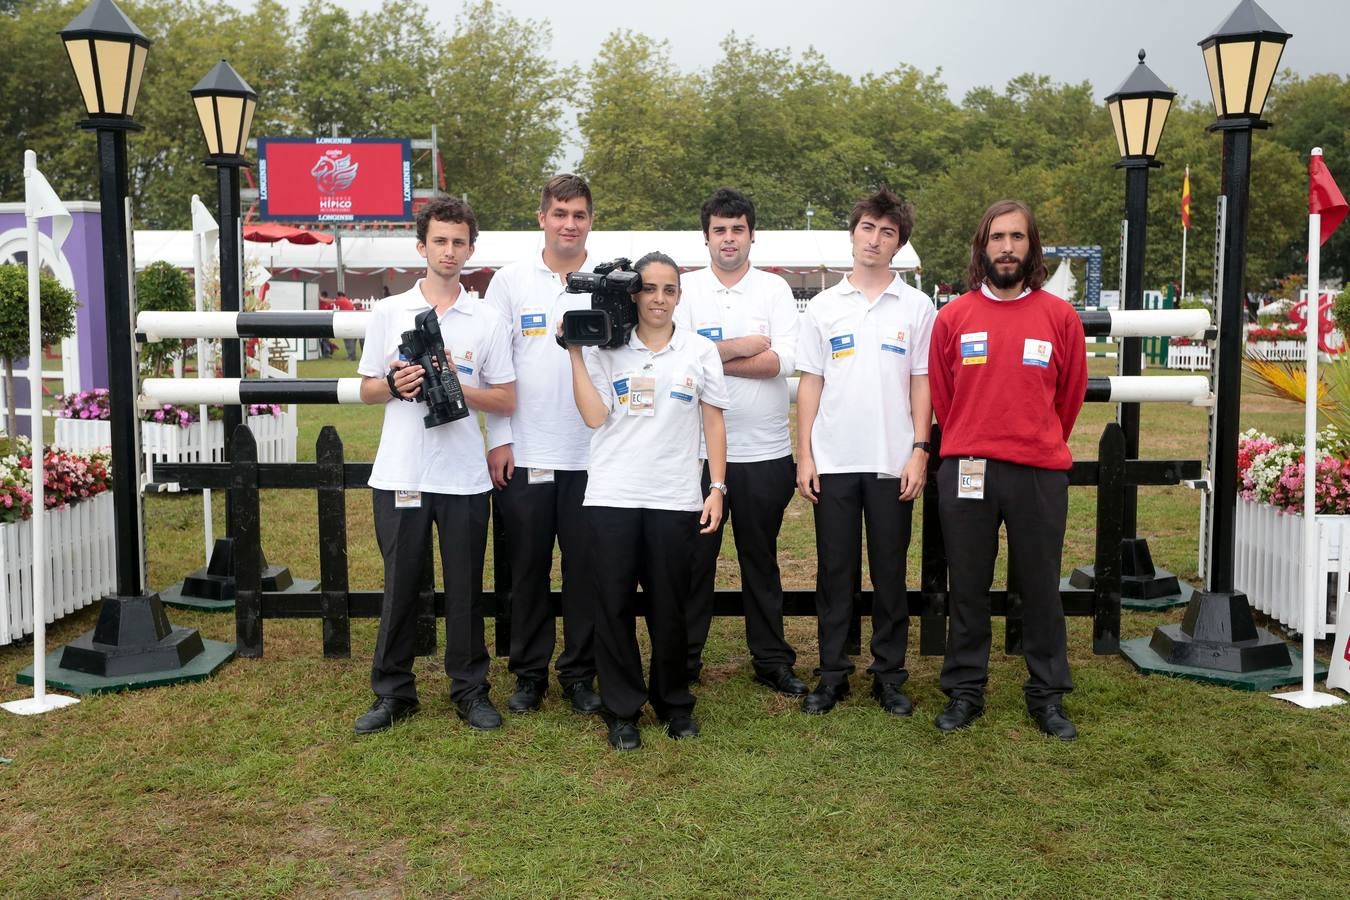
(936, 457, 1073, 711)
(493, 469, 595, 685)
(370, 488, 490, 705)
(812, 472, 913, 686)
(687, 454, 797, 678)
(588, 505, 699, 722)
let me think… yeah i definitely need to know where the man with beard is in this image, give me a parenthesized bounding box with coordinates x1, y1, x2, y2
(484, 174, 603, 716)
(676, 188, 806, 696)
(928, 199, 1087, 740)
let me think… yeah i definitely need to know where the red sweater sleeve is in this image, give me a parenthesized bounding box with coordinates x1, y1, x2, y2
(1055, 306, 1088, 441)
(929, 314, 954, 428)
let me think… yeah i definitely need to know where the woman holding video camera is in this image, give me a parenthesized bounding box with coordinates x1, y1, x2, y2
(567, 251, 730, 751)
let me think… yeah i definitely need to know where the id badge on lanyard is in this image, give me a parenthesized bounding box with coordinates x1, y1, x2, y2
(958, 459, 986, 500)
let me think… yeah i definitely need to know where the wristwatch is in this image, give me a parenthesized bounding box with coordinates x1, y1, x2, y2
(709, 481, 729, 496)
(912, 441, 931, 452)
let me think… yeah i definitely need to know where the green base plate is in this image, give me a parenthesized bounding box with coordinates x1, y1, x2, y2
(1058, 577, 1195, 612)
(16, 639, 236, 695)
(1119, 636, 1327, 691)
(159, 577, 319, 612)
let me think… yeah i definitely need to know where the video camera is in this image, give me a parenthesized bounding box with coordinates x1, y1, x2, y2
(398, 308, 471, 428)
(558, 258, 643, 349)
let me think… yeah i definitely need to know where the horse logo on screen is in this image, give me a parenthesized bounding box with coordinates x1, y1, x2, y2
(311, 152, 359, 194)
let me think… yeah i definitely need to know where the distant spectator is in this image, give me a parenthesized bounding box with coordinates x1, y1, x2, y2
(335, 290, 359, 359)
(317, 290, 334, 357)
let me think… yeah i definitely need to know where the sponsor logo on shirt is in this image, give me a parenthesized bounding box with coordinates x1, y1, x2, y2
(830, 333, 856, 359)
(1022, 338, 1052, 368)
(881, 330, 907, 355)
(960, 331, 988, 366)
(613, 376, 630, 404)
(520, 312, 547, 337)
(697, 325, 724, 342)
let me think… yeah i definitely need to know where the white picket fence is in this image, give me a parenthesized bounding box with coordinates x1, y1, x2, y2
(54, 413, 297, 482)
(0, 491, 116, 645)
(1233, 497, 1347, 639)
(1165, 338, 1341, 371)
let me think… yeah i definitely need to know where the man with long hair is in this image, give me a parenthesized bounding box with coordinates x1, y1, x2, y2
(928, 199, 1087, 740)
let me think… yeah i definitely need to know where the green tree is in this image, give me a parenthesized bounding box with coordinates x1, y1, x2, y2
(0, 263, 78, 437)
(135, 260, 192, 376)
(579, 32, 704, 229)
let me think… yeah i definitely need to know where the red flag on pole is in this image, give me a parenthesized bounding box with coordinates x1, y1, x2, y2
(1181, 166, 1191, 230)
(1310, 152, 1347, 245)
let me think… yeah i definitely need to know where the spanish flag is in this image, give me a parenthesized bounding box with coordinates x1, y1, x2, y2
(1181, 166, 1191, 230)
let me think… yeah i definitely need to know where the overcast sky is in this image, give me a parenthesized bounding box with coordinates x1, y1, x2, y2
(251, 0, 1348, 104)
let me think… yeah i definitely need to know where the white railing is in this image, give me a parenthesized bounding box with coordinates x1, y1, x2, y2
(54, 413, 297, 482)
(1234, 497, 1346, 639)
(0, 492, 115, 645)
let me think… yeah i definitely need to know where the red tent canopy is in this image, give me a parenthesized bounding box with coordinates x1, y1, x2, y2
(243, 222, 334, 244)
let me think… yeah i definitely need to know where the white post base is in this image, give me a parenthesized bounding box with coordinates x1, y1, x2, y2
(2, 694, 80, 716)
(1269, 689, 1346, 709)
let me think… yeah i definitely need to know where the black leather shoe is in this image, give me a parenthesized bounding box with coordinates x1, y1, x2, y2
(607, 718, 641, 751)
(354, 697, 419, 735)
(507, 678, 545, 713)
(562, 679, 603, 714)
(754, 665, 809, 696)
(935, 698, 983, 733)
(1030, 704, 1078, 741)
(456, 697, 503, 731)
(872, 681, 913, 716)
(801, 681, 850, 715)
(666, 714, 700, 740)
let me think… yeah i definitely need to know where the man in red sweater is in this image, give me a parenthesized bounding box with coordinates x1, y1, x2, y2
(928, 199, 1087, 740)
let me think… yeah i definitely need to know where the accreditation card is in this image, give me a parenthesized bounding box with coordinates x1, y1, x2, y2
(957, 459, 986, 500)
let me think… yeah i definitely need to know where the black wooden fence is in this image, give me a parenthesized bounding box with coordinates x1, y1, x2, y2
(156, 423, 1200, 661)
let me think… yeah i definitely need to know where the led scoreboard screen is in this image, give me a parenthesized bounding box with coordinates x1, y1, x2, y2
(257, 137, 412, 222)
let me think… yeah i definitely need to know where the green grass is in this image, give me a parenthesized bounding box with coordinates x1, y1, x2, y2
(2, 358, 1348, 898)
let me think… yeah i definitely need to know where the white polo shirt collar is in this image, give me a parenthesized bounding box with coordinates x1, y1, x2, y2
(979, 282, 1032, 302)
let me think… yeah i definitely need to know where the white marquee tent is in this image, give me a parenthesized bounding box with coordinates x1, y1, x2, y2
(135, 229, 921, 278)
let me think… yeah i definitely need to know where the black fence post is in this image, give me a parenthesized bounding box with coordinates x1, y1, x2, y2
(232, 425, 263, 657)
(919, 426, 948, 656)
(316, 426, 350, 659)
(1093, 424, 1125, 654)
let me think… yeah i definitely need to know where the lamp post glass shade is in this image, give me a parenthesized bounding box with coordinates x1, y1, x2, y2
(1199, 0, 1291, 120)
(1106, 50, 1175, 161)
(59, 0, 150, 119)
(190, 60, 257, 160)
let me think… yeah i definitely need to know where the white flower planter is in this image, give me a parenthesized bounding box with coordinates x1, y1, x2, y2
(1234, 496, 1348, 639)
(0, 492, 115, 645)
(55, 413, 297, 480)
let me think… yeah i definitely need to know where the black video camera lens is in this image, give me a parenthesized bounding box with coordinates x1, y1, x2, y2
(561, 309, 613, 347)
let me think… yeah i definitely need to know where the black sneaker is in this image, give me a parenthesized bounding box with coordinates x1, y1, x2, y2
(1030, 704, 1078, 741)
(507, 678, 545, 713)
(561, 679, 603, 714)
(456, 697, 503, 731)
(354, 697, 419, 735)
(606, 718, 641, 751)
(935, 698, 983, 733)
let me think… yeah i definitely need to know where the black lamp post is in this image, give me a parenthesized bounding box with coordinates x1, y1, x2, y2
(175, 61, 293, 605)
(190, 60, 255, 511)
(56, 0, 205, 676)
(1148, 0, 1293, 671)
(1073, 52, 1183, 601)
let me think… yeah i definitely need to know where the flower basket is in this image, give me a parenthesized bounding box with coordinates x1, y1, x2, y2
(1234, 428, 1350, 638)
(1234, 497, 1345, 639)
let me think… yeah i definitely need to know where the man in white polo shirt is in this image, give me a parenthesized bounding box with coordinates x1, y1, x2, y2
(796, 187, 935, 716)
(484, 174, 603, 716)
(675, 188, 806, 696)
(353, 197, 516, 735)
